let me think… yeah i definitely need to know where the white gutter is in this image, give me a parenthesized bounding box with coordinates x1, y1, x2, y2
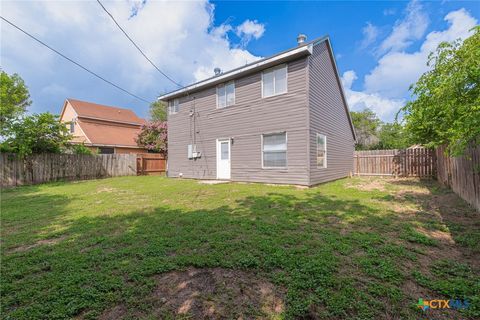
(158, 43, 314, 100)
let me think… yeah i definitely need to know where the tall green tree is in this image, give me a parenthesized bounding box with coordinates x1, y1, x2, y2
(401, 26, 480, 156)
(350, 108, 381, 150)
(0, 71, 31, 133)
(0, 113, 71, 157)
(374, 122, 408, 150)
(149, 100, 167, 122)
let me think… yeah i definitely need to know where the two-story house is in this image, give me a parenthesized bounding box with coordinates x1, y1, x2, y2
(59, 98, 148, 154)
(158, 35, 356, 186)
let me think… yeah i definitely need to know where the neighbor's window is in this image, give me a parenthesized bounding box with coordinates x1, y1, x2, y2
(217, 81, 235, 108)
(262, 64, 287, 97)
(69, 121, 75, 133)
(262, 132, 287, 168)
(99, 147, 114, 154)
(168, 98, 179, 115)
(317, 134, 327, 168)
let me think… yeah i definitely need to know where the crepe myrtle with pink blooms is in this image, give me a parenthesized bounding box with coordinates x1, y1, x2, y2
(135, 121, 167, 155)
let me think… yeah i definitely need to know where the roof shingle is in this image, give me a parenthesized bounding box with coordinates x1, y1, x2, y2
(78, 120, 142, 147)
(68, 98, 145, 124)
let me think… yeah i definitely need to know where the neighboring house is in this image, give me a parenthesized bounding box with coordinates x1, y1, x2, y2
(59, 98, 147, 154)
(159, 35, 356, 186)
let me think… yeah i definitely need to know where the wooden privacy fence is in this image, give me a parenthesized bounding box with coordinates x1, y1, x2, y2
(1, 153, 136, 187)
(136, 154, 166, 175)
(354, 148, 435, 177)
(436, 144, 480, 212)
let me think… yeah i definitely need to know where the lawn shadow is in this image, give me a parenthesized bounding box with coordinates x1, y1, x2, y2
(5, 179, 478, 319)
(1, 184, 75, 251)
(1, 187, 392, 319)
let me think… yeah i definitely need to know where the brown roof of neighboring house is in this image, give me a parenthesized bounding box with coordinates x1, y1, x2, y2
(78, 119, 143, 148)
(67, 98, 146, 124)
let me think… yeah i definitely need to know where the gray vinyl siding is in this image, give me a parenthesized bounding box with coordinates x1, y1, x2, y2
(167, 57, 310, 185)
(307, 41, 355, 185)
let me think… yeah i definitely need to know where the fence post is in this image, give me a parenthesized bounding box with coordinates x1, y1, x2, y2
(356, 154, 359, 176)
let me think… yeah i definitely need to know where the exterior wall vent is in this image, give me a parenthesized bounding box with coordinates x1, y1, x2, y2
(297, 34, 307, 45)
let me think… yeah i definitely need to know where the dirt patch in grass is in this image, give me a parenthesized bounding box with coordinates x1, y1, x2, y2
(392, 184, 479, 269)
(415, 226, 455, 244)
(99, 305, 127, 320)
(96, 187, 117, 193)
(8, 235, 67, 253)
(346, 177, 388, 191)
(148, 267, 284, 318)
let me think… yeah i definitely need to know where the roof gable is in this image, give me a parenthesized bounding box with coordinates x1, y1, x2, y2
(77, 119, 142, 147)
(66, 99, 145, 125)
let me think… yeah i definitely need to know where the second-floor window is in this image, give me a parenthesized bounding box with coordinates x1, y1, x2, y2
(217, 81, 235, 108)
(262, 64, 287, 97)
(69, 121, 75, 133)
(168, 99, 179, 115)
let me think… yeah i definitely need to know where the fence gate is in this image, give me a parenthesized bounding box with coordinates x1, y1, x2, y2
(136, 154, 166, 175)
(354, 148, 435, 177)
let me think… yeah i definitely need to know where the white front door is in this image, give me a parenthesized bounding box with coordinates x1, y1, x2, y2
(216, 139, 231, 179)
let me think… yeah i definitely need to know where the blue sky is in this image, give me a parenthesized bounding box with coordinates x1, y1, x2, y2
(1, 0, 479, 121)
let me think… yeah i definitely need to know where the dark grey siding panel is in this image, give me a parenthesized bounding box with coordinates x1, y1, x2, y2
(308, 41, 354, 185)
(168, 57, 310, 185)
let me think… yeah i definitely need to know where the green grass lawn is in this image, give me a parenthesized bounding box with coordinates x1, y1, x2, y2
(1, 176, 479, 319)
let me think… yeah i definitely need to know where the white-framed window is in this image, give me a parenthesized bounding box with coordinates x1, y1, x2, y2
(317, 133, 327, 168)
(168, 98, 179, 115)
(217, 81, 235, 108)
(262, 132, 287, 168)
(262, 64, 287, 98)
(69, 120, 75, 133)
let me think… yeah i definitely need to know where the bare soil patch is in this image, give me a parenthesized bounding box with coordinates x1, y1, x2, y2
(8, 235, 67, 253)
(346, 177, 388, 191)
(99, 304, 127, 320)
(149, 267, 284, 319)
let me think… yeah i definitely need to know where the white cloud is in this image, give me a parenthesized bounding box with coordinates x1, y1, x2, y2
(210, 23, 233, 38)
(344, 3, 478, 122)
(365, 7, 477, 98)
(360, 22, 379, 49)
(377, 0, 429, 55)
(341, 70, 357, 89)
(342, 71, 405, 121)
(235, 19, 265, 46)
(0, 0, 264, 116)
